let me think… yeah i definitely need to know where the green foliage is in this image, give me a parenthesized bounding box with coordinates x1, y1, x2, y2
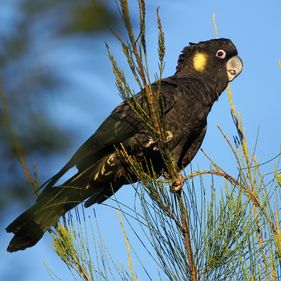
(50, 208, 142, 281)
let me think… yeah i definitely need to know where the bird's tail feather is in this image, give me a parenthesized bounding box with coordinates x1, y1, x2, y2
(6, 184, 85, 252)
(6, 157, 115, 252)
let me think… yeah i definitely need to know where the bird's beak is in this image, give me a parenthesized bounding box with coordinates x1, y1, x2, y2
(226, 55, 243, 81)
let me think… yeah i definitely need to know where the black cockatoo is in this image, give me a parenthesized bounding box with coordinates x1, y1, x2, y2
(6, 38, 243, 252)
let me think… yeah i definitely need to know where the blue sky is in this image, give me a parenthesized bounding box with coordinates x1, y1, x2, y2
(1, 1, 281, 280)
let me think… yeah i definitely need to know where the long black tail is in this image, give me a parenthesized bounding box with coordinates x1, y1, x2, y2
(6, 183, 86, 252)
(6, 152, 125, 252)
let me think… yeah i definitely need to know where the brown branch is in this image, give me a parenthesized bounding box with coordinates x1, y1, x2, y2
(176, 189, 198, 281)
(161, 203, 185, 233)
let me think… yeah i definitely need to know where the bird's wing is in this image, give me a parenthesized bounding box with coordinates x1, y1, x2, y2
(41, 78, 178, 189)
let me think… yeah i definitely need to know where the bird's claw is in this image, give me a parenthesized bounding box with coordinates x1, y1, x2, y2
(144, 130, 173, 151)
(170, 173, 185, 192)
(144, 138, 156, 148)
(165, 130, 173, 142)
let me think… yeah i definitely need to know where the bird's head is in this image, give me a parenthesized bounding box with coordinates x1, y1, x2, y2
(175, 38, 243, 93)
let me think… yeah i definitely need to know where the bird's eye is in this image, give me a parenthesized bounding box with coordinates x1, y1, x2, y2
(216, 49, 226, 59)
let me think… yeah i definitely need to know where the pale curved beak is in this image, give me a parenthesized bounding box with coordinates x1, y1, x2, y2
(226, 55, 243, 81)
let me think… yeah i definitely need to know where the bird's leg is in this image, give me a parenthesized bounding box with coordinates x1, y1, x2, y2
(170, 173, 185, 192)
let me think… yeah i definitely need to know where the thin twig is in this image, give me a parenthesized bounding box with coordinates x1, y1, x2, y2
(0, 82, 36, 193)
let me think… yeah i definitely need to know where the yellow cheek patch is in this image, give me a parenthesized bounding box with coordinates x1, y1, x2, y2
(193, 52, 208, 72)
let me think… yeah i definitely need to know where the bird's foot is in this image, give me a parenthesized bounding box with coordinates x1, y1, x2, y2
(170, 173, 185, 192)
(145, 138, 157, 149)
(144, 131, 173, 151)
(165, 130, 173, 142)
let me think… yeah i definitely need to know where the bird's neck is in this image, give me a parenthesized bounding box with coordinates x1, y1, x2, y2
(173, 74, 228, 105)
(201, 77, 228, 103)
